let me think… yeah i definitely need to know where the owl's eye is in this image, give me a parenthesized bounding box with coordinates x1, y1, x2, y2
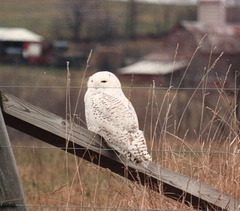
(101, 80, 107, 83)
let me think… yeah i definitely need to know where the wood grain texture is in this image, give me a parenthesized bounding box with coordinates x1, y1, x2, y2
(0, 108, 27, 211)
(1, 91, 239, 211)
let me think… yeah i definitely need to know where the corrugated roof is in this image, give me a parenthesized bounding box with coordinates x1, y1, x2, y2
(181, 21, 240, 54)
(119, 60, 188, 75)
(119, 20, 240, 76)
(0, 27, 43, 42)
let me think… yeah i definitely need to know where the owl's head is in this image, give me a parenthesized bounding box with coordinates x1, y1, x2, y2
(87, 71, 121, 89)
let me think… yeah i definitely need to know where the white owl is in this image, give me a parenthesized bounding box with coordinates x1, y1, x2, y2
(84, 71, 152, 165)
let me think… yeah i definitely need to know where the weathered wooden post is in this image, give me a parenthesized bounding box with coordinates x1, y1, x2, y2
(0, 108, 27, 211)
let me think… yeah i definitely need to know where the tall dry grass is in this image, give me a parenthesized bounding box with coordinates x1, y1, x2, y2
(1, 59, 239, 210)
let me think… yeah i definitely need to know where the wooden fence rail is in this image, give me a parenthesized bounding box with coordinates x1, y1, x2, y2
(0, 91, 239, 211)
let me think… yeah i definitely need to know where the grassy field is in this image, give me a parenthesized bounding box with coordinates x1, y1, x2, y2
(0, 0, 196, 40)
(0, 0, 61, 40)
(0, 64, 239, 210)
(1, 1, 239, 210)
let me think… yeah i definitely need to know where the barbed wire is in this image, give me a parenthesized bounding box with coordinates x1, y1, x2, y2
(0, 85, 239, 91)
(1, 145, 239, 155)
(9, 204, 181, 211)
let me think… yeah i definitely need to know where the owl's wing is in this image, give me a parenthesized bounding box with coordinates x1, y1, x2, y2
(95, 92, 139, 132)
(85, 91, 152, 163)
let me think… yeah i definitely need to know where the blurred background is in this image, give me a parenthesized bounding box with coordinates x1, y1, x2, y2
(0, 0, 239, 69)
(1, 0, 240, 210)
(1, 0, 240, 139)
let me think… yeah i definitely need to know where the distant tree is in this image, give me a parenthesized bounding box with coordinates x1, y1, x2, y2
(71, 7, 82, 42)
(125, 0, 138, 39)
(84, 2, 119, 41)
(63, 0, 119, 42)
(153, 5, 172, 34)
(153, 5, 196, 35)
(64, 0, 88, 42)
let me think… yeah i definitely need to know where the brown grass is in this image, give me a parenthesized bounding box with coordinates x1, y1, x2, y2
(1, 63, 239, 210)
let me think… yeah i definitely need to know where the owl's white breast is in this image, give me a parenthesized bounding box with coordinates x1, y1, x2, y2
(84, 88, 139, 134)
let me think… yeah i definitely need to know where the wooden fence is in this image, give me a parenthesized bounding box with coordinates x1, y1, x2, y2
(0, 91, 239, 210)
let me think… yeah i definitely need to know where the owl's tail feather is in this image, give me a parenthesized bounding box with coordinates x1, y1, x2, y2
(128, 130, 152, 163)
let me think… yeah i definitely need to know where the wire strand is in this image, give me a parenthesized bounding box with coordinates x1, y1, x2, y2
(0, 85, 239, 91)
(12, 204, 189, 210)
(1, 145, 239, 155)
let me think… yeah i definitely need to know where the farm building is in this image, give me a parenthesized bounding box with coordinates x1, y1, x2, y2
(118, 0, 240, 88)
(0, 27, 49, 65)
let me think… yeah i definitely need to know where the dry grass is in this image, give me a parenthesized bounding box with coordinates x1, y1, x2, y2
(1, 64, 239, 210)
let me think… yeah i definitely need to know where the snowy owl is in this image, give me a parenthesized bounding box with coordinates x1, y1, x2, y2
(84, 71, 152, 165)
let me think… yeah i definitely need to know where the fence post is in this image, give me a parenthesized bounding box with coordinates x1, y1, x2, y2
(0, 109, 27, 211)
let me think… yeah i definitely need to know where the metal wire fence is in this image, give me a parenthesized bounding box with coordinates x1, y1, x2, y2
(1, 145, 239, 155)
(0, 85, 239, 91)
(2, 204, 186, 210)
(1, 84, 239, 210)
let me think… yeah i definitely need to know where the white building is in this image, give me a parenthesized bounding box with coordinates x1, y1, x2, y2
(0, 27, 45, 64)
